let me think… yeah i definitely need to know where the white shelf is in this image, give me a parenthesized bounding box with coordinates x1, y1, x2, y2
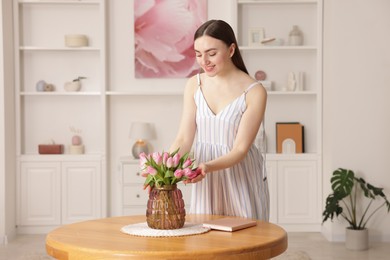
(106, 91, 315, 97)
(20, 46, 100, 51)
(18, 0, 100, 5)
(106, 90, 184, 96)
(20, 91, 101, 96)
(19, 153, 104, 162)
(240, 46, 317, 51)
(266, 153, 320, 161)
(267, 91, 317, 96)
(119, 156, 138, 163)
(238, 0, 318, 4)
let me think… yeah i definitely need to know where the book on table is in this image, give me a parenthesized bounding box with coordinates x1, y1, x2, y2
(202, 218, 257, 232)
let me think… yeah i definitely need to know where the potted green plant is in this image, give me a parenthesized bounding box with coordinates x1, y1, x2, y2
(322, 168, 390, 250)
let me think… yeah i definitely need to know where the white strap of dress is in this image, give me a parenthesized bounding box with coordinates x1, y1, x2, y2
(244, 82, 260, 94)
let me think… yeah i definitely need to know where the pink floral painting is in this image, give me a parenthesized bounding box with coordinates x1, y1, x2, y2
(134, 0, 207, 78)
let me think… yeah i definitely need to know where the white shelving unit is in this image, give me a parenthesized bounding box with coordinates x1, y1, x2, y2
(13, 0, 107, 233)
(233, 0, 323, 231)
(11, 0, 322, 233)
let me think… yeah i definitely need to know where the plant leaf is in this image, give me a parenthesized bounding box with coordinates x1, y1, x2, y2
(331, 168, 354, 198)
(386, 201, 390, 212)
(165, 170, 174, 179)
(322, 193, 343, 223)
(356, 178, 374, 199)
(170, 148, 180, 156)
(367, 183, 386, 197)
(144, 174, 154, 186)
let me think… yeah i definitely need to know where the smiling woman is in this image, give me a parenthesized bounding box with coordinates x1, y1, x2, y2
(134, 0, 207, 78)
(168, 20, 269, 221)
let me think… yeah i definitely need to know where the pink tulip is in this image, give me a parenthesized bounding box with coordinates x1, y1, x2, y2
(174, 169, 184, 178)
(139, 152, 147, 159)
(162, 152, 169, 164)
(182, 158, 193, 168)
(184, 168, 202, 179)
(152, 152, 162, 165)
(166, 157, 173, 168)
(183, 168, 195, 179)
(137, 149, 199, 187)
(141, 170, 149, 178)
(173, 153, 180, 167)
(147, 166, 157, 176)
(139, 152, 148, 168)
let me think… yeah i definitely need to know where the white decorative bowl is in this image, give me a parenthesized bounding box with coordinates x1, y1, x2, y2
(65, 34, 88, 47)
(64, 81, 81, 92)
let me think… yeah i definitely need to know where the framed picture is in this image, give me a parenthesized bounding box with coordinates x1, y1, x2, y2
(134, 0, 207, 78)
(248, 28, 265, 46)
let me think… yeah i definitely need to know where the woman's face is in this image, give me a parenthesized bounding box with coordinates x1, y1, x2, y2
(194, 35, 234, 76)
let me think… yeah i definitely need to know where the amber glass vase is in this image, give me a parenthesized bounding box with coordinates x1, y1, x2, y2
(146, 184, 186, 229)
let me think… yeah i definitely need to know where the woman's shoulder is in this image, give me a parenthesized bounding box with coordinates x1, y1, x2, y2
(243, 76, 267, 100)
(184, 73, 201, 96)
(188, 72, 204, 84)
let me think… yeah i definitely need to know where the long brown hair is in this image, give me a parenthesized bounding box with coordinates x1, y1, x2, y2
(194, 20, 248, 74)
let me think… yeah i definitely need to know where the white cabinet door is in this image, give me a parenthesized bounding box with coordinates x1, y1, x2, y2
(19, 162, 61, 226)
(121, 162, 145, 215)
(61, 162, 101, 224)
(277, 161, 318, 224)
(265, 160, 277, 223)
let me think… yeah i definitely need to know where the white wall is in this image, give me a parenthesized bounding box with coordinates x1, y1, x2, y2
(0, 0, 5, 244)
(323, 0, 390, 241)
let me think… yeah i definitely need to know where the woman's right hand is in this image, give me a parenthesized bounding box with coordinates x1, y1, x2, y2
(184, 163, 208, 184)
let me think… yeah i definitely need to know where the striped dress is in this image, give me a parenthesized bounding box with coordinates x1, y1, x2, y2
(190, 78, 270, 221)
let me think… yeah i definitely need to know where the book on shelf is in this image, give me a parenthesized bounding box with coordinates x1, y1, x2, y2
(276, 122, 305, 154)
(202, 218, 257, 232)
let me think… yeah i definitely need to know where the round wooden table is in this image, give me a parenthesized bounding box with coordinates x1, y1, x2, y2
(46, 215, 287, 260)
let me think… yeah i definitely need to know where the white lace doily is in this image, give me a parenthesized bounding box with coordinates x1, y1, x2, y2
(121, 222, 211, 237)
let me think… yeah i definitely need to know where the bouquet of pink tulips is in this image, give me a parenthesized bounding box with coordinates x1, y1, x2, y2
(139, 148, 201, 188)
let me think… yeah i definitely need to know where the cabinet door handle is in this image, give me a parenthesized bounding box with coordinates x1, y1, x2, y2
(136, 172, 140, 176)
(136, 194, 140, 198)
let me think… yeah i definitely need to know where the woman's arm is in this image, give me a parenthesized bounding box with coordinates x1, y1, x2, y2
(169, 75, 198, 154)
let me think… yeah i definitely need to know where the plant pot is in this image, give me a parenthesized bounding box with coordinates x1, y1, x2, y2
(146, 184, 185, 229)
(345, 228, 368, 251)
(64, 81, 81, 91)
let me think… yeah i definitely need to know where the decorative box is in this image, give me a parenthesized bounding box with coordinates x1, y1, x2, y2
(65, 34, 88, 47)
(276, 122, 304, 154)
(69, 145, 84, 154)
(38, 144, 64, 154)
